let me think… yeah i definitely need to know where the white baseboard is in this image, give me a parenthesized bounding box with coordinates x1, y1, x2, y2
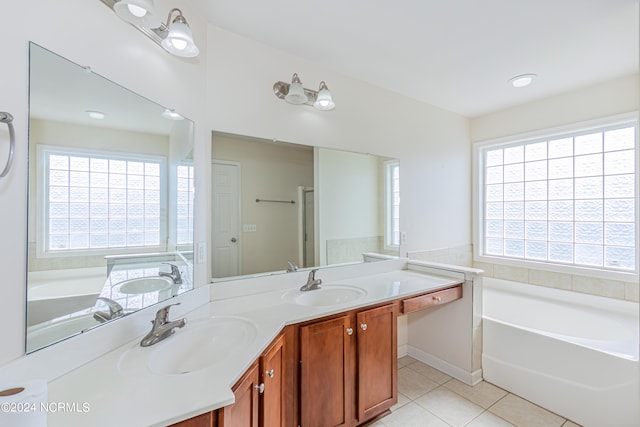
(407, 345, 483, 386)
(397, 344, 408, 358)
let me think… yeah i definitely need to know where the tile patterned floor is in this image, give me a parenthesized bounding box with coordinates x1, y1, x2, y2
(369, 356, 581, 427)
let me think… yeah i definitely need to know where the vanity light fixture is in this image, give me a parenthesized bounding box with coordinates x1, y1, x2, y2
(113, 0, 161, 28)
(273, 73, 336, 111)
(509, 74, 537, 88)
(102, 0, 199, 58)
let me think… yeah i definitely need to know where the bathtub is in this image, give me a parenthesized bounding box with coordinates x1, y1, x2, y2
(27, 267, 107, 325)
(482, 277, 639, 427)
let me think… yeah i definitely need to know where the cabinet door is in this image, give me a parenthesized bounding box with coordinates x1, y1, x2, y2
(357, 303, 398, 422)
(300, 315, 353, 427)
(219, 361, 260, 427)
(260, 333, 286, 427)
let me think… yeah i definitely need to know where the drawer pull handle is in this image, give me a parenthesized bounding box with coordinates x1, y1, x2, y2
(346, 328, 353, 335)
(360, 323, 368, 331)
(266, 369, 275, 378)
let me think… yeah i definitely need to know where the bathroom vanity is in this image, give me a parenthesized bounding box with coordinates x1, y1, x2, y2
(167, 275, 463, 426)
(34, 259, 481, 427)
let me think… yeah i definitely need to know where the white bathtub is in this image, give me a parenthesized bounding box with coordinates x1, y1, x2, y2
(483, 277, 639, 427)
(27, 267, 107, 325)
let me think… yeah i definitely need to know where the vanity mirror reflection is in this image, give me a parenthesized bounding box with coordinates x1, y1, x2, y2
(26, 43, 195, 353)
(211, 132, 400, 280)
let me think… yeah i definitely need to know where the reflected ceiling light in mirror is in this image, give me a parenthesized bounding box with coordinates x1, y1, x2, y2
(86, 110, 106, 120)
(509, 74, 537, 88)
(161, 108, 184, 120)
(273, 73, 336, 111)
(113, 0, 161, 28)
(101, 1, 199, 58)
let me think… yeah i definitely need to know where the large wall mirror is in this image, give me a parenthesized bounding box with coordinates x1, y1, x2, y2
(211, 132, 400, 280)
(26, 43, 195, 353)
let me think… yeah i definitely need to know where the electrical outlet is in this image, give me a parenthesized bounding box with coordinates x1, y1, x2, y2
(400, 232, 407, 244)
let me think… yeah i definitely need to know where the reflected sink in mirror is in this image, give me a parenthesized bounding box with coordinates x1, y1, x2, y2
(118, 317, 258, 376)
(283, 285, 367, 307)
(117, 277, 173, 294)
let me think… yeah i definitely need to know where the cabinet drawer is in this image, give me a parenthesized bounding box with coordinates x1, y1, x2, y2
(401, 285, 462, 314)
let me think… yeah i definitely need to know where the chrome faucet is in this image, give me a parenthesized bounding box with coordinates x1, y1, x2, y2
(300, 269, 322, 291)
(140, 303, 186, 347)
(93, 297, 124, 323)
(159, 263, 183, 284)
(286, 261, 299, 272)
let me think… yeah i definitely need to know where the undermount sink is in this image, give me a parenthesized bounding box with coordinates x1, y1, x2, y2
(117, 277, 173, 294)
(118, 316, 258, 376)
(284, 285, 367, 307)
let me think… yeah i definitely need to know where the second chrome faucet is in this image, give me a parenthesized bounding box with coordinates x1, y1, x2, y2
(300, 269, 322, 291)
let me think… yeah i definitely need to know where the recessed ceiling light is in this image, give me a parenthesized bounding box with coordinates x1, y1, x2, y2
(509, 74, 536, 88)
(161, 109, 184, 120)
(86, 110, 105, 120)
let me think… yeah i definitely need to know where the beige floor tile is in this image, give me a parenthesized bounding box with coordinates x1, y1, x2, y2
(390, 392, 411, 412)
(466, 411, 516, 427)
(443, 379, 508, 409)
(405, 360, 452, 384)
(562, 421, 582, 427)
(378, 402, 449, 427)
(397, 355, 416, 367)
(415, 387, 484, 427)
(489, 394, 565, 427)
(397, 366, 439, 400)
(367, 422, 386, 427)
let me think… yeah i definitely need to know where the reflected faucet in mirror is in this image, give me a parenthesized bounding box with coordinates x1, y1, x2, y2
(159, 263, 183, 284)
(93, 297, 124, 323)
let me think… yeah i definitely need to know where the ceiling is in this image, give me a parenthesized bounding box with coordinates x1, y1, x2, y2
(191, 0, 639, 117)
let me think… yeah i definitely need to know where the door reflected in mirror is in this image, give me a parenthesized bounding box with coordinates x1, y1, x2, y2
(211, 132, 400, 281)
(26, 43, 195, 353)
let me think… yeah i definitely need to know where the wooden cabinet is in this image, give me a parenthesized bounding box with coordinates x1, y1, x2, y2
(218, 361, 260, 427)
(169, 412, 217, 427)
(300, 314, 353, 427)
(298, 303, 398, 427)
(260, 333, 287, 427)
(357, 304, 397, 422)
(401, 284, 462, 314)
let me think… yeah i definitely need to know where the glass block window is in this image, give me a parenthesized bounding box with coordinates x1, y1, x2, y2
(42, 147, 165, 253)
(176, 164, 194, 245)
(480, 120, 637, 272)
(385, 160, 401, 247)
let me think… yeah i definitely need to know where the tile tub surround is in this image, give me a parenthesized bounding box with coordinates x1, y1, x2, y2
(41, 261, 475, 426)
(474, 261, 639, 302)
(369, 356, 580, 427)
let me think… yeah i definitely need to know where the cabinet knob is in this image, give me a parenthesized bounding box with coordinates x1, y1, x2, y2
(266, 369, 275, 378)
(433, 296, 442, 302)
(346, 327, 353, 335)
(360, 323, 368, 331)
(255, 383, 265, 394)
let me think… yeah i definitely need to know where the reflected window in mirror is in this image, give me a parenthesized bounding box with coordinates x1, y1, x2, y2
(384, 159, 400, 250)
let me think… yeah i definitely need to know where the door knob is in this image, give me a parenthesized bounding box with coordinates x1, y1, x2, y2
(255, 383, 265, 394)
(360, 323, 367, 331)
(346, 328, 353, 335)
(231, 237, 237, 242)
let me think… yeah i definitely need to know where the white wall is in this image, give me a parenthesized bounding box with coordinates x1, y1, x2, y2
(0, 1, 471, 367)
(205, 25, 472, 258)
(0, 0, 208, 366)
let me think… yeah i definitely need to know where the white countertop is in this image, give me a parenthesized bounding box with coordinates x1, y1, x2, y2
(48, 268, 462, 427)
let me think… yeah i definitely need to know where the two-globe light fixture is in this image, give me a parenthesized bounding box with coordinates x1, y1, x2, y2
(273, 73, 336, 111)
(110, 0, 199, 58)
